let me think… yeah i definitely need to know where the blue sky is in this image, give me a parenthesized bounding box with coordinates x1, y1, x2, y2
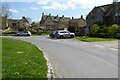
(3, 0, 117, 22)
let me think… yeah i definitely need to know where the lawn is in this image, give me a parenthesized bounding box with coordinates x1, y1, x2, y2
(75, 36, 117, 42)
(2, 38, 47, 78)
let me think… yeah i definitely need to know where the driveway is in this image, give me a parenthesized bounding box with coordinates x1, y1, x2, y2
(4, 36, 118, 78)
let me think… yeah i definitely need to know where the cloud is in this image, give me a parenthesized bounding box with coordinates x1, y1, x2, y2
(37, 0, 67, 5)
(31, 7, 38, 10)
(40, 0, 115, 10)
(8, 9, 19, 13)
(37, 0, 50, 5)
(41, 2, 67, 10)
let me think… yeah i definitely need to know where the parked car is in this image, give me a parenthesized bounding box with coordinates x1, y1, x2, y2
(16, 31, 32, 36)
(50, 30, 75, 39)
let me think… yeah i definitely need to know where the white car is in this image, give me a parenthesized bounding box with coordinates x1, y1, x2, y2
(16, 31, 31, 36)
(50, 30, 75, 39)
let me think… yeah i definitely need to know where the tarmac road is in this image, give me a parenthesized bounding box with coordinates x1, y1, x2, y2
(4, 36, 118, 78)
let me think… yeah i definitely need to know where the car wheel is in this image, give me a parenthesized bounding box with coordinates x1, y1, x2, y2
(16, 34, 20, 36)
(52, 35, 54, 38)
(27, 34, 30, 36)
(71, 35, 74, 38)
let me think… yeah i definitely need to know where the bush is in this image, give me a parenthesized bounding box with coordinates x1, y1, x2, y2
(116, 33, 120, 39)
(68, 26, 76, 33)
(89, 24, 99, 37)
(108, 24, 120, 38)
(89, 24, 120, 39)
(98, 33, 109, 38)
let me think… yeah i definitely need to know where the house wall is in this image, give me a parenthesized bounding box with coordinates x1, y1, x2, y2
(86, 7, 104, 27)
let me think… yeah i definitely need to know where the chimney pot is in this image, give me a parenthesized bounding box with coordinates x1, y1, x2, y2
(81, 15, 83, 18)
(72, 17, 74, 19)
(49, 13, 51, 16)
(42, 13, 44, 15)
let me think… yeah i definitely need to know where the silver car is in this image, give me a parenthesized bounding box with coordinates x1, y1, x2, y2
(16, 31, 32, 36)
(50, 30, 75, 39)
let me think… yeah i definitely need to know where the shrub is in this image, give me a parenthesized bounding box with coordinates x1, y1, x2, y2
(116, 33, 120, 39)
(99, 33, 109, 38)
(89, 24, 99, 37)
(68, 26, 76, 33)
(108, 24, 119, 38)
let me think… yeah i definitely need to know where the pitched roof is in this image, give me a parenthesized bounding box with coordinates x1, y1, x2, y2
(70, 17, 86, 27)
(8, 19, 19, 23)
(20, 16, 29, 23)
(105, 2, 120, 16)
(41, 14, 70, 22)
(8, 16, 29, 23)
(87, 2, 120, 18)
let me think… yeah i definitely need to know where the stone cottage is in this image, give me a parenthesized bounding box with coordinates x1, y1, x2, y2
(40, 13, 70, 30)
(8, 16, 30, 31)
(69, 15, 86, 35)
(86, 0, 120, 33)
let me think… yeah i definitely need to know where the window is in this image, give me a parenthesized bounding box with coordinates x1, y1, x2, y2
(60, 31, 69, 33)
(12, 23, 17, 26)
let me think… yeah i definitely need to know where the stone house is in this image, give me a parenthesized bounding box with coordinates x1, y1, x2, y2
(8, 16, 30, 31)
(69, 15, 86, 35)
(40, 13, 87, 35)
(40, 13, 70, 30)
(86, 1, 120, 33)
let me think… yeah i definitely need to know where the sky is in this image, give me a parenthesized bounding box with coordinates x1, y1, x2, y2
(2, 0, 119, 22)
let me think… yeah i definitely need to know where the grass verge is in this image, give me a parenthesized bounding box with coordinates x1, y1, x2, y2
(75, 36, 117, 42)
(2, 38, 47, 78)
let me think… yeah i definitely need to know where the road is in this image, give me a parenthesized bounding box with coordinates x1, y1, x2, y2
(4, 36, 118, 78)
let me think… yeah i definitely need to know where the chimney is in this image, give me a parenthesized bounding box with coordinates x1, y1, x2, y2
(22, 16, 25, 19)
(72, 17, 74, 19)
(81, 15, 83, 18)
(42, 13, 44, 15)
(49, 13, 51, 16)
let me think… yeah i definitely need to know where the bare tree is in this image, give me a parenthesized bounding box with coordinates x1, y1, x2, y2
(2, 3, 12, 18)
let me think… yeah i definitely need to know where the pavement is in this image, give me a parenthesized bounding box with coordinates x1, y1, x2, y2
(91, 40, 119, 50)
(3, 36, 118, 78)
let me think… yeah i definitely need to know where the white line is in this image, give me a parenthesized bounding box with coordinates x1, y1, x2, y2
(110, 48, 118, 51)
(94, 45, 104, 48)
(82, 42, 88, 45)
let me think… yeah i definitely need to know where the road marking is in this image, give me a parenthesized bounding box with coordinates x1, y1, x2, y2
(94, 45, 103, 48)
(48, 39, 60, 42)
(82, 42, 88, 45)
(110, 48, 118, 51)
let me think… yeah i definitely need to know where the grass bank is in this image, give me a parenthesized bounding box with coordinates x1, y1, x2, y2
(75, 36, 117, 42)
(2, 38, 47, 78)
